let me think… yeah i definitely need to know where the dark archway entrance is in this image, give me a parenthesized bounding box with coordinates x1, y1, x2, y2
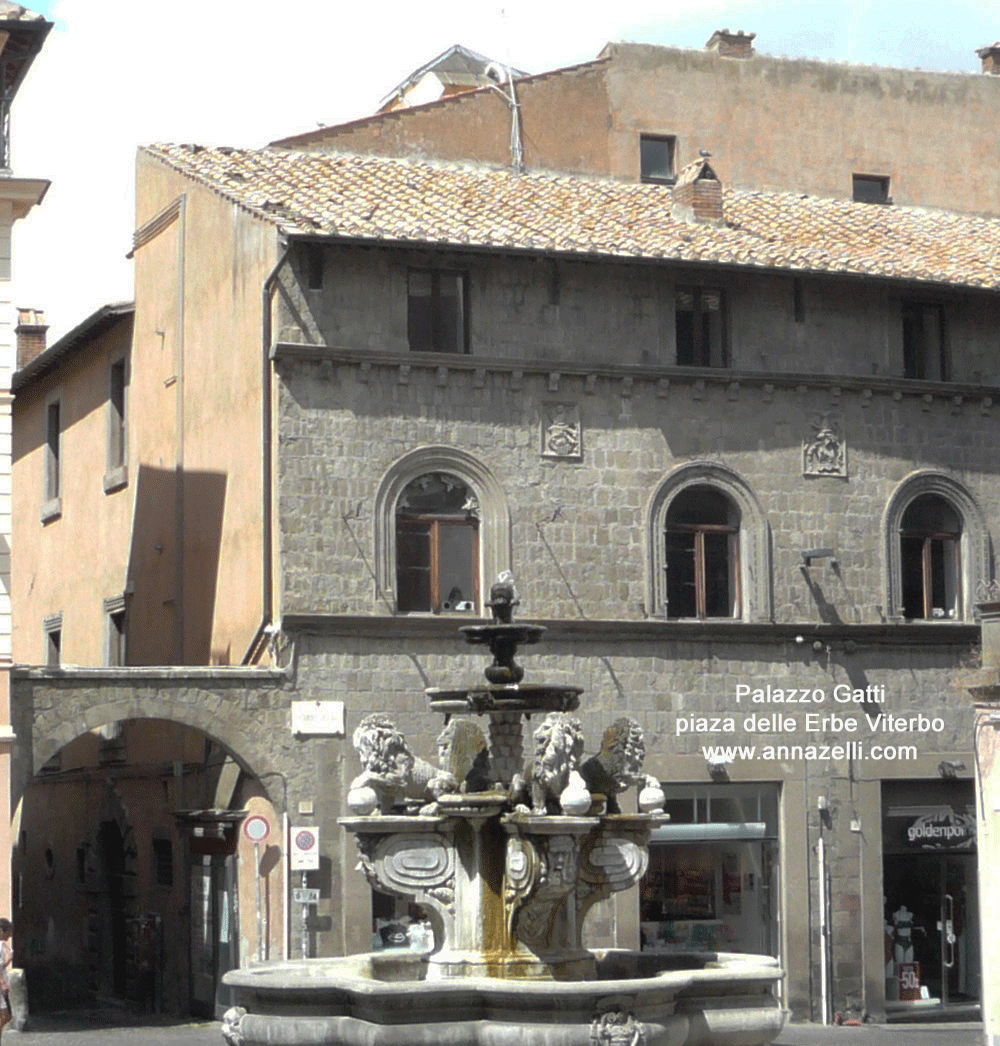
(97, 819, 128, 999)
(13, 717, 282, 1017)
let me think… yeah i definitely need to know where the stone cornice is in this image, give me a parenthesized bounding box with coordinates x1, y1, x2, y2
(10, 664, 291, 683)
(271, 343, 999, 408)
(0, 176, 49, 218)
(280, 613, 979, 649)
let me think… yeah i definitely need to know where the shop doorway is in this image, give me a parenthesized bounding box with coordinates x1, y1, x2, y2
(883, 853, 979, 1011)
(882, 779, 979, 1017)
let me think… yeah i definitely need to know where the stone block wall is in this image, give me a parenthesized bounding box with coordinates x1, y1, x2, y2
(276, 352, 1000, 627)
(287, 624, 976, 1019)
(278, 245, 1000, 383)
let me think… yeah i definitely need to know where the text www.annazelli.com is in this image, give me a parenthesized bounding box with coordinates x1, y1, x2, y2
(701, 742, 918, 762)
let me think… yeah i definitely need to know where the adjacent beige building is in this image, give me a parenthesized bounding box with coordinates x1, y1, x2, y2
(0, 0, 50, 929)
(275, 32, 1000, 219)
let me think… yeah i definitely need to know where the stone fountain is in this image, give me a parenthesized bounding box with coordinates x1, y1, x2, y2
(221, 576, 786, 1046)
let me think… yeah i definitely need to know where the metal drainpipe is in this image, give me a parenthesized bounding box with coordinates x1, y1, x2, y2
(243, 243, 291, 665)
(174, 194, 187, 664)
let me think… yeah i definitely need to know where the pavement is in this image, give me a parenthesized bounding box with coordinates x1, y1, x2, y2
(0, 1014, 986, 1045)
(5, 1012, 220, 1044)
(774, 1022, 985, 1046)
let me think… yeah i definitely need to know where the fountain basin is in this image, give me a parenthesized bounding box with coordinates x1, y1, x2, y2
(222, 950, 786, 1046)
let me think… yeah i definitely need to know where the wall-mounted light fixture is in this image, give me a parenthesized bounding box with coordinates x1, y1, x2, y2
(801, 548, 838, 568)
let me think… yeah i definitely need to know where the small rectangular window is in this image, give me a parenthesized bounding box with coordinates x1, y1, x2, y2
(640, 135, 676, 184)
(408, 270, 468, 353)
(46, 627, 61, 667)
(108, 609, 126, 666)
(902, 301, 947, 381)
(675, 287, 728, 367)
(306, 244, 324, 290)
(46, 400, 61, 501)
(852, 174, 890, 204)
(109, 360, 127, 472)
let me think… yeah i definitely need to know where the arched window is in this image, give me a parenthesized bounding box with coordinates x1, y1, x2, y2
(883, 472, 990, 623)
(665, 487, 741, 619)
(899, 494, 961, 620)
(374, 447, 511, 615)
(395, 473, 479, 614)
(648, 462, 771, 623)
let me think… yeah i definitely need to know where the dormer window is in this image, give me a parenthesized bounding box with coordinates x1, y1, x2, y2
(640, 135, 676, 185)
(852, 174, 891, 204)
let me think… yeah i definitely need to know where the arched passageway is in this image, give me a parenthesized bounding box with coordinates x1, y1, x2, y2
(13, 717, 284, 1018)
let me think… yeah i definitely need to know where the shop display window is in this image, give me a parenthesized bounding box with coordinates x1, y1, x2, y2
(640, 783, 779, 958)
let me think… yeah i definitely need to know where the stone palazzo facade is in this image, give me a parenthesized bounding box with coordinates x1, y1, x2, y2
(11, 42, 1000, 1020)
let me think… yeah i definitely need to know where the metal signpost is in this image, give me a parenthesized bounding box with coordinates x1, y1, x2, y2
(243, 814, 271, 961)
(290, 826, 320, 958)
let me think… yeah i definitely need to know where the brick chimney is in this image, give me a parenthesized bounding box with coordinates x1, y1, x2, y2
(977, 42, 1000, 75)
(16, 307, 47, 370)
(672, 154, 724, 225)
(705, 29, 756, 59)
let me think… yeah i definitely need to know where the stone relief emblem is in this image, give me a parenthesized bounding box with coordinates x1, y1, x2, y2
(803, 414, 847, 477)
(542, 402, 582, 460)
(591, 1006, 647, 1046)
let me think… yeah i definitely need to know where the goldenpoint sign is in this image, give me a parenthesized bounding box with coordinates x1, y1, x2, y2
(907, 811, 976, 850)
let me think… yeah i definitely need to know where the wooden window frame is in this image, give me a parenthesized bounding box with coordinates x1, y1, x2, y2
(407, 269, 470, 354)
(396, 514, 479, 614)
(852, 173, 891, 205)
(639, 134, 677, 185)
(900, 529, 961, 621)
(675, 286, 729, 368)
(902, 301, 948, 382)
(665, 521, 741, 620)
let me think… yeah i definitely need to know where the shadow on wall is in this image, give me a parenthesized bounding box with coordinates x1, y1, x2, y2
(125, 464, 228, 665)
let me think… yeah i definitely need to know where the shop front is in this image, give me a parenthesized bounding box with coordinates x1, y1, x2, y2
(881, 780, 979, 1017)
(639, 783, 780, 958)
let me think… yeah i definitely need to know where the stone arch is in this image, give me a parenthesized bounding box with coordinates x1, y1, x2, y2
(647, 460, 773, 622)
(36, 706, 268, 787)
(373, 445, 512, 613)
(882, 470, 991, 622)
(17, 672, 290, 811)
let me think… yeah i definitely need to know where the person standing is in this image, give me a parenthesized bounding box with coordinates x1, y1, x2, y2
(0, 918, 13, 1040)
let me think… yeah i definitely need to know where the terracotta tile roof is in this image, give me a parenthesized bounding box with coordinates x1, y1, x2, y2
(143, 144, 1000, 291)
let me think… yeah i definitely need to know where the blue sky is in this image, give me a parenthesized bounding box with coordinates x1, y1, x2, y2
(8, 0, 1000, 338)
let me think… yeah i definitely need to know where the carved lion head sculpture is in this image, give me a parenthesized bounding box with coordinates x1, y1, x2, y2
(533, 712, 585, 790)
(353, 713, 414, 782)
(598, 717, 647, 792)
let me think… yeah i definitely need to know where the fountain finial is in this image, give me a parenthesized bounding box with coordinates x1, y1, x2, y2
(486, 570, 519, 623)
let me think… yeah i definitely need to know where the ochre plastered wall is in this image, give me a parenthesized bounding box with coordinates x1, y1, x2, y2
(280, 43, 1000, 217)
(12, 316, 134, 666)
(130, 152, 280, 665)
